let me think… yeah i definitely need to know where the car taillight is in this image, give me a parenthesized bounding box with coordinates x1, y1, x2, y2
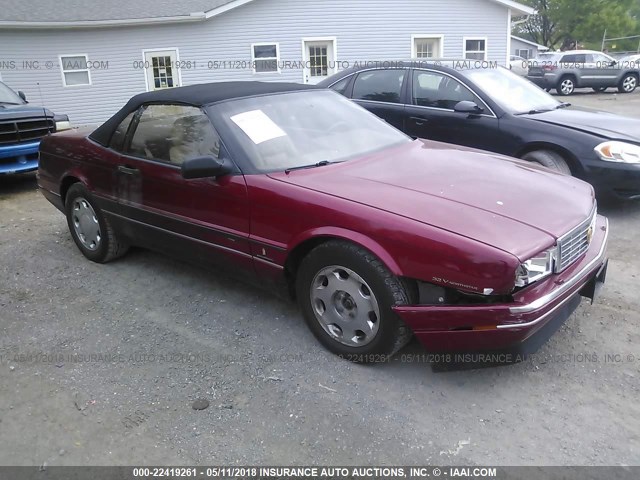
(542, 65, 557, 72)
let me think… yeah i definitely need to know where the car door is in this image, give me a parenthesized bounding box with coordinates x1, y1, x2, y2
(349, 68, 408, 131)
(589, 53, 620, 87)
(84, 111, 136, 216)
(404, 68, 500, 151)
(115, 103, 254, 276)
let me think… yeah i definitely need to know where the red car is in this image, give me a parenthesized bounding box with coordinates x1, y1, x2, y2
(38, 82, 609, 362)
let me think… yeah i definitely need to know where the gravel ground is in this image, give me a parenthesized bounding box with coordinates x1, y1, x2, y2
(0, 93, 639, 467)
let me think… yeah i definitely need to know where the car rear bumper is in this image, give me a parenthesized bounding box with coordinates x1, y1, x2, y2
(527, 75, 555, 88)
(0, 141, 40, 174)
(393, 215, 609, 353)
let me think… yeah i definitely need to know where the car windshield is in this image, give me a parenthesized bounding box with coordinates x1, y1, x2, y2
(212, 90, 411, 173)
(464, 67, 560, 115)
(0, 82, 25, 105)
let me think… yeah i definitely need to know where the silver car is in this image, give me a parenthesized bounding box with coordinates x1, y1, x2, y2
(527, 50, 639, 95)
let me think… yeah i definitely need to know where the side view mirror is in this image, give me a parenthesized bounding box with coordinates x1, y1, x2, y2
(453, 100, 484, 115)
(610, 60, 617, 66)
(181, 156, 233, 179)
(18, 91, 27, 102)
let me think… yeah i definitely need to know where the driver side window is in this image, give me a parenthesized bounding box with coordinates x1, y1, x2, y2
(127, 104, 221, 165)
(412, 70, 481, 110)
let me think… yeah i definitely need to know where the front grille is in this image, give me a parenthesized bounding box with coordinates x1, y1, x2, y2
(0, 118, 54, 146)
(556, 208, 597, 272)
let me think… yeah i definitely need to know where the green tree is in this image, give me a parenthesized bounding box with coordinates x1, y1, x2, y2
(515, 0, 638, 50)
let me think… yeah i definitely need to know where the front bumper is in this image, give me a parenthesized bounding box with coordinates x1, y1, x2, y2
(393, 215, 609, 353)
(0, 141, 40, 174)
(583, 162, 640, 200)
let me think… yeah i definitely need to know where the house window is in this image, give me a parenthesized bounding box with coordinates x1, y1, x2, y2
(60, 55, 91, 86)
(516, 49, 532, 59)
(309, 45, 329, 77)
(412, 35, 443, 58)
(464, 38, 487, 60)
(252, 43, 279, 73)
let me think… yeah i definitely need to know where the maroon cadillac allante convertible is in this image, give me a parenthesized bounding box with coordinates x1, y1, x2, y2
(38, 82, 609, 362)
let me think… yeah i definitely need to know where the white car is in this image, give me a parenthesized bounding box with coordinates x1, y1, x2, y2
(509, 55, 528, 76)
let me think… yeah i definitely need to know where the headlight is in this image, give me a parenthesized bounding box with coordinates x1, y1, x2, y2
(515, 247, 557, 288)
(55, 120, 72, 131)
(594, 141, 640, 164)
(54, 114, 72, 132)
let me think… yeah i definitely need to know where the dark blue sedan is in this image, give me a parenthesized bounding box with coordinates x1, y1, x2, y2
(318, 60, 640, 200)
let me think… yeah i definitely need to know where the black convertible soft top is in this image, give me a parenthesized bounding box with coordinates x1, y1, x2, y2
(90, 81, 318, 147)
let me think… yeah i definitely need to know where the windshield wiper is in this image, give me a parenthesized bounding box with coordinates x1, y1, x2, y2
(285, 160, 338, 175)
(515, 108, 554, 115)
(555, 102, 571, 109)
(0, 101, 22, 105)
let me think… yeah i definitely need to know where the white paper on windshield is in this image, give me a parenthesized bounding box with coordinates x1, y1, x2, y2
(230, 109, 287, 144)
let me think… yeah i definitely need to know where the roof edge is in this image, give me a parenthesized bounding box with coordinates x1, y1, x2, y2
(0, 13, 206, 29)
(511, 35, 549, 50)
(490, 0, 536, 16)
(0, 0, 533, 29)
(204, 0, 257, 18)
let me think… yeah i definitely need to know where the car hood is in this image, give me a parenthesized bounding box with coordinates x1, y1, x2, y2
(269, 140, 595, 261)
(524, 107, 640, 142)
(0, 103, 55, 120)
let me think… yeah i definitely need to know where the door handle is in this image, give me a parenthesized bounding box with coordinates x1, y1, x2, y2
(118, 165, 139, 175)
(410, 116, 429, 126)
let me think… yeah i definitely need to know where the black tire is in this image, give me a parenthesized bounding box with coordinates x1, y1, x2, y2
(592, 86, 607, 93)
(65, 183, 129, 263)
(618, 73, 638, 93)
(556, 76, 576, 96)
(295, 240, 414, 361)
(521, 150, 571, 175)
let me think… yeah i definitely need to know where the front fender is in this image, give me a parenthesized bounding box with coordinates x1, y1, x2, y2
(288, 226, 402, 275)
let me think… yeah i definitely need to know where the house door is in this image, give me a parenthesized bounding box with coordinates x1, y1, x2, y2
(302, 39, 336, 84)
(143, 50, 181, 91)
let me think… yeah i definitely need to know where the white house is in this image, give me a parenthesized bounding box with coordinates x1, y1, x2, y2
(0, 0, 534, 125)
(511, 35, 549, 59)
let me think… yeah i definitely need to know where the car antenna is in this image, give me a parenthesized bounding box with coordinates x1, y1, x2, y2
(37, 82, 53, 134)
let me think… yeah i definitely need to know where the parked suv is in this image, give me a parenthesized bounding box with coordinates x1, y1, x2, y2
(527, 50, 639, 95)
(0, 81, 71, 174)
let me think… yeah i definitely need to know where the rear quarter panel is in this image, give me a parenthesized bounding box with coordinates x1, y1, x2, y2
(38, 130, 119, 205)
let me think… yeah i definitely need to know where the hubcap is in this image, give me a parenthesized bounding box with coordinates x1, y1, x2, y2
(71, 197, 101, 250)
(310, 266, 381, 347)
(623, 76, 636, 91)
(561, 80, 574, 94)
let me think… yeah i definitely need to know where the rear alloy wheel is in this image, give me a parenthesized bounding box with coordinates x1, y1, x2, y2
(557, 77, 576, 96)
(618, 74, 638, 93)
(592, 86, 607, 93)
(65, 183, 129, 263)
(521, 150, 571, 175)
(296, 241, 414, 361)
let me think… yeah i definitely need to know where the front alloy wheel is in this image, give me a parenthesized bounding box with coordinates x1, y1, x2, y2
(310, 266, 381, 347)
(296, 241, 414, 361)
